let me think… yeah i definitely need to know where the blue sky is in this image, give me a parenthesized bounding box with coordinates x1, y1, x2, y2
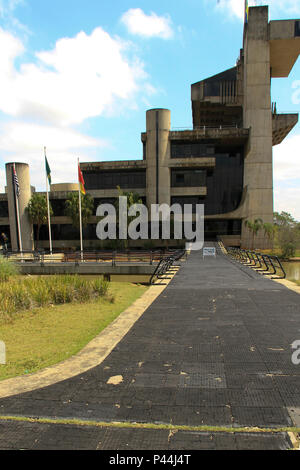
(0, 0, 299, 220)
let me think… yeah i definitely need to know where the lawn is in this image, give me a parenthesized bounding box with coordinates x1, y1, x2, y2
(259, 248, 300, 259)
(0, 280, 147, 381)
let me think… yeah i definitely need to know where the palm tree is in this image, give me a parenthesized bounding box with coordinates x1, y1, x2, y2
(262, 222, 275, 250)
(26, 193, 53, 249)
(64, 192, 94, 228)
(244, 218, 263, 249)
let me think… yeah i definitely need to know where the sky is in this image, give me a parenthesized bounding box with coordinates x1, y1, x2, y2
(0, 0, 299, 220)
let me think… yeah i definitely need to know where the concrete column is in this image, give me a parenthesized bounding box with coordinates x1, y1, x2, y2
(145, 109, 171, 209)
(6, 162, 34, 251)
(242, 6, 273, 248)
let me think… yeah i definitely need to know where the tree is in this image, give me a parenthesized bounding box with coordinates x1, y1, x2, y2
(262, 222, 275, 249)
(273, 211, 300, 258)
(26, 193, 53, 249)
(64, 192, 94, 228)
(244, 218, 263, 249)
(273, 211, 297, 228)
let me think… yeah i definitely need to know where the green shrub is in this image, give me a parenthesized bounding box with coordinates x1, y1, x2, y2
(281, 242, 296, 259)
(0, 274, 110, 321)
(0, 256, 19, 281)
(92, 278, 109, 297)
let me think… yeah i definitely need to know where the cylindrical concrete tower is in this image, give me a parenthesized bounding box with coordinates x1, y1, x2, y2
(6, 162, 34, 251)
(145, 109, 171, 208)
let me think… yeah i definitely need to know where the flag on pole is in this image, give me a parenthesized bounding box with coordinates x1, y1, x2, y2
(44, 147, 53, 254)
(45, 151, 51, 186)
(245, 0, 249, 23)
(78, 164, 86, 195)
(13, 163, 20, 198)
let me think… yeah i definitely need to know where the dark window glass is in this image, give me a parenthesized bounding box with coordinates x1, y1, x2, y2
(49, 199, 66, 217)
(171, 196, 205, 213)
(37, 223, 99, 241)
(295, 21, 300, 37)
(0, 201, 9, 218)
(171, 169, 206, 187)
(171, 142, 215, 158)
(171, 143, 243, 215)
(204, 219, 241, 239)
(83, 170, 146, 190)
(204, 150, 243, 215)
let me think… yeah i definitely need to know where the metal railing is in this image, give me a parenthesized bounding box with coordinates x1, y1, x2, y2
(171, 124, 242, 131)
(226, 247, 286, 279)
(3, 249, 185, 268)
(149, 249, 186, 285)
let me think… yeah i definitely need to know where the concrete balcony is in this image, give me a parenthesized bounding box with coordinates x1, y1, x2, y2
(170, 187, 207, 197)
(168, 157, 215, 168)
(80, 160, 147, 171)
(272, 113, 298, 145)
(88, 188, 146, 198)
(169, 127, 249, 146)
(270, 20, 300, 78)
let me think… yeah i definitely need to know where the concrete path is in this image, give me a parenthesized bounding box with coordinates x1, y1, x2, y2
(0, 246, 300, 450)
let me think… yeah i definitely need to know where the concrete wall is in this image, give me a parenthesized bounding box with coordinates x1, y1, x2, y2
(242, 6, 273, 248)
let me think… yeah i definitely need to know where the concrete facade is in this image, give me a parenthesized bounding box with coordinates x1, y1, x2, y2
(0, 6, 299, 251)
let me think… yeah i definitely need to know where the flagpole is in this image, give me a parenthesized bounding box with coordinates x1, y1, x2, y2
(78, 158, 84, 261)
(44, 147, 53, 255)
(13, 164, 23, 254)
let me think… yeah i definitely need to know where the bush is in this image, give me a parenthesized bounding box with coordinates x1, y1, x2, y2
(281, 242, 296, 259)
(0, 256, 19, 281)
(0, 275, 110, 322)
(92, 278, 109, 297)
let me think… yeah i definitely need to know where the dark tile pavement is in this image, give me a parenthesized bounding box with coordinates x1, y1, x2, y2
(0, 246, 299, 449)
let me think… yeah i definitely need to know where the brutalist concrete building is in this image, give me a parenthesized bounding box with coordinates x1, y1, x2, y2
(1, 6, 299, 251)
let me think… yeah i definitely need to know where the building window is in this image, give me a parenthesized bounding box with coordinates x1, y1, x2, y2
(0, 201, 9, 218)
(171, 196, 205, 213)
(171, 142, 215, 159)
(171, 169, 206, 187)
(83, 170, 146, 190)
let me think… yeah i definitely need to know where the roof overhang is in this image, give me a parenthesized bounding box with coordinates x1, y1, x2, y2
(269, 20, 300, 77)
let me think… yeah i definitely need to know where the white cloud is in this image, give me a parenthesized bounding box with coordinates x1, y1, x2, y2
(0, 0, 24, 18)
(0, 0, 30, 37)
(273, 133, 300, 221)
(215, 0, 255, 20)
(273, 134, 300, 181)
(274, 185, 300, 221)
(0, 168, 5, 193)
(216, 0, 300, 21)
(0, 122, 107, 189)
(121, 8, 174, 39)
(0, 26, 153, 126)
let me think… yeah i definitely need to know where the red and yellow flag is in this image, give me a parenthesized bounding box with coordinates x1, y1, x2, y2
(78, 164, 86, 195)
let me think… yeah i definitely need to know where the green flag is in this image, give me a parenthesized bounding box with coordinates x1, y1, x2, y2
(45, 155, 51, 185)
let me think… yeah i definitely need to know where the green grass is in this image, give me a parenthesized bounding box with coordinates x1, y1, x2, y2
(0, 280, 147, 381)
(0, 256, 19, 281)
(260, 249, 300, 259)
(0, 415, 299, 436)
(0, 275, 111, 322)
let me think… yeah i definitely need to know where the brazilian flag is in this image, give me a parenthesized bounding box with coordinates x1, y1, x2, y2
(45, 155, 51, 185)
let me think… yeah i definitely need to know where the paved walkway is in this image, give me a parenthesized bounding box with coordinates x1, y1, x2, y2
(0, 246, 300, 450)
